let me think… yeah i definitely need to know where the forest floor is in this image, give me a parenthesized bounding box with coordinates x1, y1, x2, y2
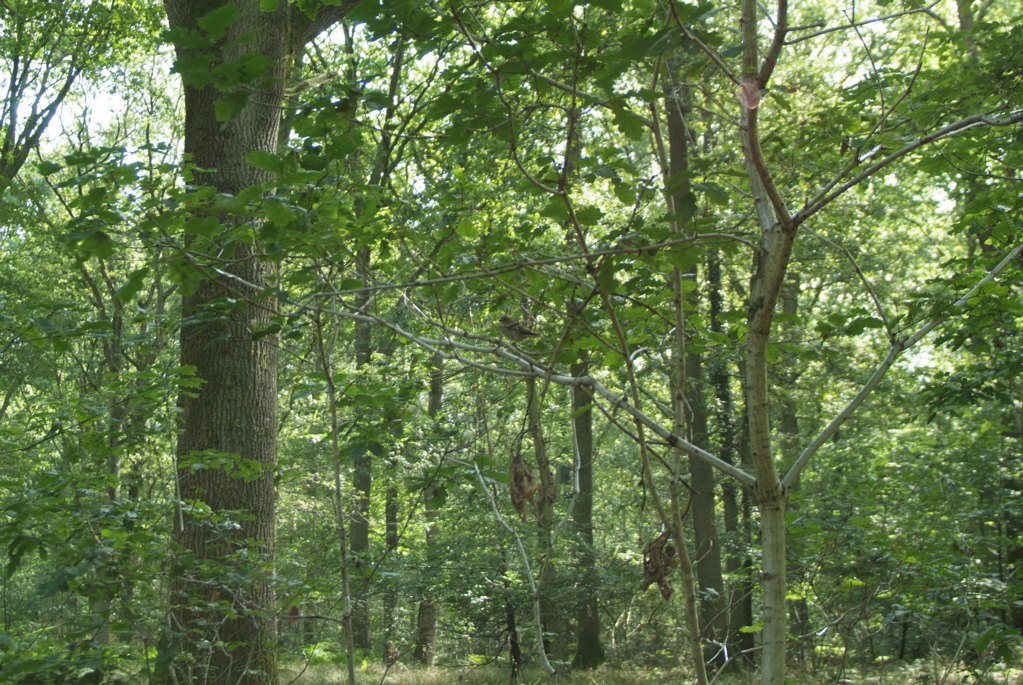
(280, 661, 1023, 684)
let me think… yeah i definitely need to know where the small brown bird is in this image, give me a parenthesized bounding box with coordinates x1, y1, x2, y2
(498, 316, 538, 342)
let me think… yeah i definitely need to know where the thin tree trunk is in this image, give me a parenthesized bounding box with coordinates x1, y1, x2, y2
(737, 0, 795, 679)
(314, 306, 358, 685)
(740, 109, 792, 685)
(570, 356, 604, 668)
(735, 358, 757, 661)
(382, 477, 398, 661)
(351, 246, 374, 650)
(664, 62, 719, 680)
(345, 37, 405, 651)
(414, 355, 443, 665)
(708, 252, 753, 664)
(665, 66, 726, 663)
(778, 281, 809, 662)
(525, 376, 560, 656)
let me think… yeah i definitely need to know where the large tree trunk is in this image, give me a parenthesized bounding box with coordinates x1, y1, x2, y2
(163, 2, 358, 682)
(570, 356, 604, 669)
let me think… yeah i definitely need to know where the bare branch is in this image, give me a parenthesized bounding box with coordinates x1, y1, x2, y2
(796, 109, 1023, 225)
(758, 0, 788, 87)
(784, 2, 939, 45)
(783, 242, 1023, 488)
(208, 264, 758, 487)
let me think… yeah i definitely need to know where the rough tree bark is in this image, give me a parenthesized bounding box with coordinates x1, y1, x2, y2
(163, 2, 359, 682)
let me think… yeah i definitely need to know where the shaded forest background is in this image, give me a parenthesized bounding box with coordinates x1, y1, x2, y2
(0, 0, 1022, 683)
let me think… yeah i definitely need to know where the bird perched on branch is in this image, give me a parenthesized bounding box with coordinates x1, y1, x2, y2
(498, 316, 538, 342)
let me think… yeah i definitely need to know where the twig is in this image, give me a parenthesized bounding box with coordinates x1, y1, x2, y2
(804, 226, 892, 338)
(785, 2, 939, 45)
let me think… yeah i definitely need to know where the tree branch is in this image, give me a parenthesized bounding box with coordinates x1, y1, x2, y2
(784, 2, 938, 45)
(290, 0, 362, 53)
(796, 109, 1023, 225)
(783, 242, 1023, 488)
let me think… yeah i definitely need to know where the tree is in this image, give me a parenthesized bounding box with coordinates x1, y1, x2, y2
(161, 2, 359, 682)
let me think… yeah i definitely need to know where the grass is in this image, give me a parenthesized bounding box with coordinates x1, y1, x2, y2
(280, 660, 1023, 685)
(281, 664, 705, 685)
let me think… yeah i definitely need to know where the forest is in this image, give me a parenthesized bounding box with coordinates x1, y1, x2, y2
(0, 0, 1021, 684)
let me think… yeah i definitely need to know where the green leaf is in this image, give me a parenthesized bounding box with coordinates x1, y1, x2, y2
(693, 181, 730, 206)
(540, 198, 569, 222)
(73, 230, 117, 260)
(154, 641, 178, 676)
(37, 161, 62, 176)
(346, 0, 381, 24)
(613, 180, 636, 205)
(674, 191, 698, 223)
(198, 4, 239, 39)
(570, 403, 593, 418)
(975, 627, 998, 655)
(456, 216, 478, 238)
(546, 0, 574, 18)
(212, 53, 275, 87)
(597, 259, 619, 295)
(769, 89, 793, 111)
(611, 105, 647, 141)
(215, 90, 251, 122)
(575, 205, 604, 225)
(720, 42, 747, 59)
(260, 0, 279, 9)
(845, 316, 883, 335)
(484, 468, 509, 485)
(263, 198, 297, 224)
(361, 90, 391, 110)
(184, 216, 221, 236)
(169, 257, 205, 296)
(175, 53, 217, 87)
(114, 268, 149, 303)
